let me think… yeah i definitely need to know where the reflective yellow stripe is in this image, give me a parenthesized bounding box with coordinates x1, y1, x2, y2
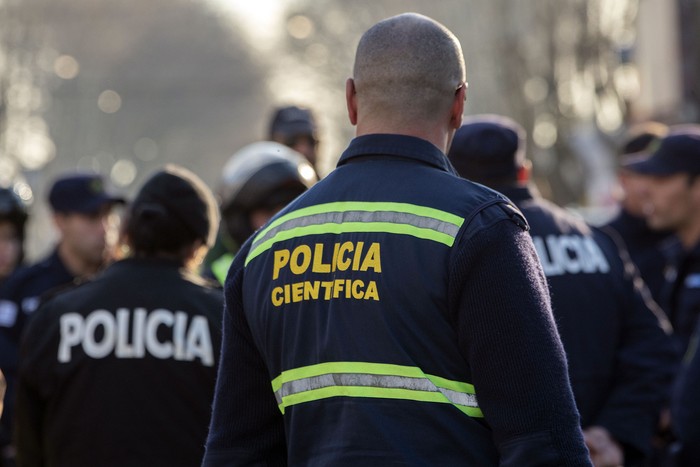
(211, 254, 234, 285)
(245, 202, 464, 266)
(271, 361, 482, 417)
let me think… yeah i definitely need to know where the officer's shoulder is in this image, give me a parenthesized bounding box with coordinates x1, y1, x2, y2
(526, 197, 594, 234)
(0, 259, 52, 296)
(456, 180, 529, 234)
(22, 282, 85, 336)
(40, 277, 88, 305)
(592, 225, 629, 265)
(183, 271, 225, 293)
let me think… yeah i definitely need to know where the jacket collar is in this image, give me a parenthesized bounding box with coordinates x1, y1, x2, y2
(337, 134, 454, 173)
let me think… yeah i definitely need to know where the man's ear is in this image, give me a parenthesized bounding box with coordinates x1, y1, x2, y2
(517, 160, 532, 184)
(53, 212, 67, 232)
(690, 174, 700, 203)
(449, 84, 467, 130)
(346, 78, 358, 126)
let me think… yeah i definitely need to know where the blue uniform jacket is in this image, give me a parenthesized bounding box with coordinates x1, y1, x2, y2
(203, 134, 591, 466)
(0, 248, 75, 452)
(604, 209, 675, 305)
(499, 184, 678, 463)
(660, 241, 700, 354)
(672, 319, 700, 466)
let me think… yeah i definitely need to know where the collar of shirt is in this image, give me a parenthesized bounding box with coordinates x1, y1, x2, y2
(47, 248, 76, 281)
(337, 134, 453, 173)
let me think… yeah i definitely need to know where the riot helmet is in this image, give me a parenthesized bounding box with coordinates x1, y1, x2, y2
(0, 187, 28, 238)
(218, 142, 317, 247)
(0, 187, 29, 274)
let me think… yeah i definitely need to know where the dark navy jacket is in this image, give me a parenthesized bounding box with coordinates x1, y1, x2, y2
(604, 209, 676, 305)
(0, 248, 75, 453)
(672, 319, 700, 466)
(659, 240, 700, 355)
(0, 249, 75, 343)
(499, 184, 678, 463)
(15, 258, 223, 467)
(204, 134, 592, 466)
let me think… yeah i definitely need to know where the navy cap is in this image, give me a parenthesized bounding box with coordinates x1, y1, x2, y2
(619, 121, 668, 156)
(48, 173, 125, 214)
(268, 105, 317, 139)
(448, 115, 526, 183)
(624, 125, 700, 176)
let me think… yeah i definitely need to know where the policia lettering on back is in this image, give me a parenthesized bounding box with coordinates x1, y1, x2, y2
(58, 308, 214, 365)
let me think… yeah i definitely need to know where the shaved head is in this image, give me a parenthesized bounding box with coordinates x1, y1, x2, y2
(352, 13, 466, 126)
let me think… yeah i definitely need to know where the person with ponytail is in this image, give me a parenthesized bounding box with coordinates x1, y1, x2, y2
(15, 165, 223, 467)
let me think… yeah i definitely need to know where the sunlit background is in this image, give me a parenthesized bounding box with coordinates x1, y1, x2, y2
(0, 0, 697, 259)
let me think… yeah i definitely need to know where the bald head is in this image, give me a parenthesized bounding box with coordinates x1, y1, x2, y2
(350, 13, 466, 131)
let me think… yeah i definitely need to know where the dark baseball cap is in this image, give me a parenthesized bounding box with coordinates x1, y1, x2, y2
(268, 105, 317, 139)
(48, 173, 125, 214)
(619, 121, 668, 157)
(448, 115, 526, 183)
(623, 125, 700, 176)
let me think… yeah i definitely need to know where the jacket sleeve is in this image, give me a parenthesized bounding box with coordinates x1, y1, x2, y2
(14, 300, 55, 467)
(202, 241, 287, 467)
(672, 322, 700, 466)
(590, 230, 678, 461)
(450, 209, 592, 466)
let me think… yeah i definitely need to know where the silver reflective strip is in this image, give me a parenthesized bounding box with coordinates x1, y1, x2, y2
(273, 372, 479, 408)
(252, 210, 461, 250)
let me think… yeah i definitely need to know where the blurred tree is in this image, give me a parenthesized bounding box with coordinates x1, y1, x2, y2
(275, 0, 639, 207)
(18, 0, 268, 192)
(4, 0, 270, 259)
(0, 0, 47, 203)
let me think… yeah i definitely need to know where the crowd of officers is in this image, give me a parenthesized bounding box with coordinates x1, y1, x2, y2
(0, 12, 699, 467)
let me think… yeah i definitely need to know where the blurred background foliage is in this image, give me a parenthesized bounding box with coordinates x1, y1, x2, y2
(0, 0, 698, 258)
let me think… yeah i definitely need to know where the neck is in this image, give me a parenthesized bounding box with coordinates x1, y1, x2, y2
(678, 220, 700, 251)
(57, 242, 101, 278)
(355, 119, 451, 153)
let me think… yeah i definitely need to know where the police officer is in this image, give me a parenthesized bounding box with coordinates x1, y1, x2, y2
(0, 187, 28, 465)
(604, 122, 675, 304)
(0, 173, 123, 465)
(448, 115, 677, 467)
(0, 173, 124, 332)
(268, 105, 320, 170)
(0, 188, 28, 287)
(204, 14, 591, 466)
(207, 141, 317, 284)
(626, 126, 700, 355)
(15, 165, 223, 467)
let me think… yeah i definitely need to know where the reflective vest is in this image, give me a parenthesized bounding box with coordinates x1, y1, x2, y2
(240, 134, 523, 464)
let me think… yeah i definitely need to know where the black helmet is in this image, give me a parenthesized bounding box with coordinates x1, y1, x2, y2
(0, 187, 28, 234)
(219, 142, 317, 246)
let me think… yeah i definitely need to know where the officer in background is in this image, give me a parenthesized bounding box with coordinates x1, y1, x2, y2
(204, 13, 591, 466)
(0, 173, 124, 328)
(0, 187, 28, 466)
(0, 188, 28, 288)
(206, 141, 317, 284)
(268, 105, 320, 170)
(626, 126, 700, 355)
(604, 122, 674, 304)
(15, 165, 223, 467)
(448, 115, 677, 467)
(626, 124, 700, 467)
(0, 173, 123, 466)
